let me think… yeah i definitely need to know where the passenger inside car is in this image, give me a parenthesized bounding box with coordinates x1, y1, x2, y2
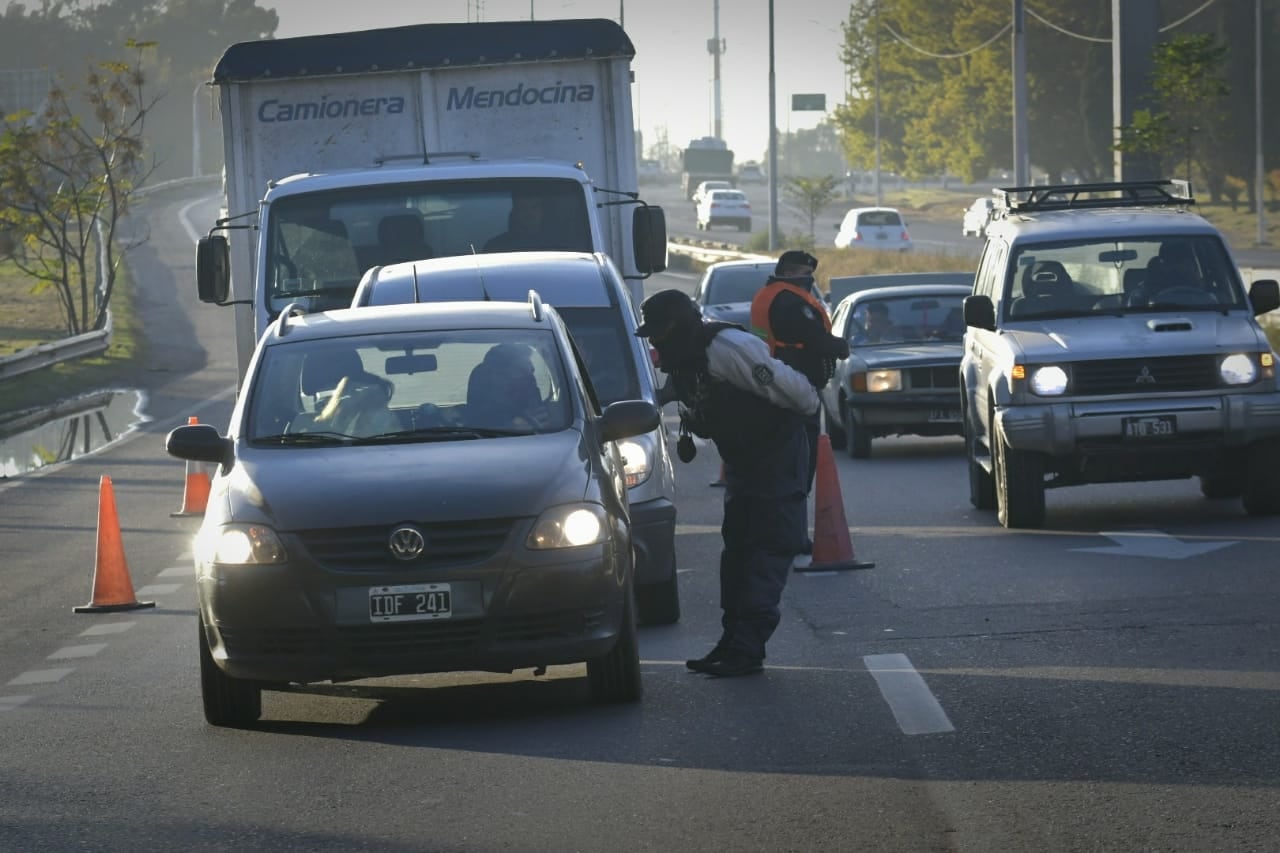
(1010, 260, 1078, 317)
(302, 349, 398, 436)
(466, 343, 549, 431)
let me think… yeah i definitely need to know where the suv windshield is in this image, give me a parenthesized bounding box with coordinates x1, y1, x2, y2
(247, 328, 572, 442)
(265, 178, 593, 317)
(1003, 235, 1246, 320)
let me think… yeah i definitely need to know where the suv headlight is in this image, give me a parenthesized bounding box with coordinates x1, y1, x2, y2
(1029, 365, 1069, 396)
(615, 435, 654, 488)
(527, 503, 608, 549)
(195, 523, 287, 566)
(1220, 354, 1259, 385)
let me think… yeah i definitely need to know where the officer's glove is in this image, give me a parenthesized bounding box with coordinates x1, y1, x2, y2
(822, 334, 850, 360)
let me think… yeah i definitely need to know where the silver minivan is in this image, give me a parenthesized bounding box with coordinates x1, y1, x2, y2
(350, 251, 680, 623)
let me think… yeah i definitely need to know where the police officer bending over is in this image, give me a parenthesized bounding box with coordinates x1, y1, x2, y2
(636, 289, 819, 678)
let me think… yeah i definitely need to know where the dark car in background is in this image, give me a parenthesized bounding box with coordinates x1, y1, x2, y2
(823, 283, 971, 457)
(692, 258, 778, 329)
(165, 297, 660, 727)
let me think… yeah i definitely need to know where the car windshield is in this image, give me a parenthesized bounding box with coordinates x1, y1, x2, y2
(849, 294, 968, 345)
(246, 328, 573, 443)
(265, 178, 593, 318)
(703, 266, 771, 304)
(1003, 235, 1246, 320)
(857, 210, 903, 227)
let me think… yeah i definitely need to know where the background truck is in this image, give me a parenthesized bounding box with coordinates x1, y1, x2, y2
(680, 136, 734, 200)
(195, 18, 667, 381)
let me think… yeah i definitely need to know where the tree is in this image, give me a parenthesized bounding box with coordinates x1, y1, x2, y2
(783, 175, 841, 244)
(0, 41, 159, 336)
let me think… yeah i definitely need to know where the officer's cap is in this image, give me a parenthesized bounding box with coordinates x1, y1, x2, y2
(775, 250, 818, 275)
(635, 289, 701, 339)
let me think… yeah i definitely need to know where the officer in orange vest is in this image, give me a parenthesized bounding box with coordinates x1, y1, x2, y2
(749, 250, 849, 540)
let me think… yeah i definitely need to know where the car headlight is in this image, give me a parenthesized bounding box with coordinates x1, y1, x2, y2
(1220, 353, 1258, 385)
(863, 369, 902, 393)
(195, 523, 287, 566)
(615, 436, 653, 488)
(1029, 365, 1069, 396)
(527, 503, 608, 549)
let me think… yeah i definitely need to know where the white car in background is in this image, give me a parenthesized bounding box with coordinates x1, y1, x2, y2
(834, 206, 913, 252)
(962, 196, 995, 238)
(695, 188, 752, 232)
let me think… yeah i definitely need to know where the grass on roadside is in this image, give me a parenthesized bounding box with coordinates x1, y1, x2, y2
(0, 258, 145, 422)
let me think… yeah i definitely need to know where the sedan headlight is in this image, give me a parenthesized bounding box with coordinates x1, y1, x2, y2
(1029, 365, 1069, 396)
(615, 436, 653, 488)
(527, 503, 608, 549)
(195, 523, 287, 566)
(854, 369, 901, 393)
(1220, 353, 1258, 385)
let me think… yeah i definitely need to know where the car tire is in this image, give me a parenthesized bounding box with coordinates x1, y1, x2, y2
(966, 409, 996, 510)
(825, 401, 847, 450)
(845, 404, 871, 459)
(198, 619, 262, 728)
(1200, 471, 1244, 499)
(636, 573, 680, 626)
(587, 588, 642, 703)
(994, 426, 1045, 528)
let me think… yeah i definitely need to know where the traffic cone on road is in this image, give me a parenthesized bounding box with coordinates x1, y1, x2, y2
(795, 434, 875, 573)
(74, 475, 156, 613)
(171, 416, 210, 517)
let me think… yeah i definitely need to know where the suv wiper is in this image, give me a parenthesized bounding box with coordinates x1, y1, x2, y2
(254, 431, 355, 445)
(352, 425, 534, 444)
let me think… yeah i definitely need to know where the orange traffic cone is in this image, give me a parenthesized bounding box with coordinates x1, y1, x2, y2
(74, 475, 156, 613)
(171, 416, 210, 517)
(795, 434, 875, 573)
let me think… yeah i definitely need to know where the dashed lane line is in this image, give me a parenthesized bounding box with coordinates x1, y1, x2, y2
(7, 668, 75, 687)
(864, 653, 956, 735)
(47, 644, 108, 660)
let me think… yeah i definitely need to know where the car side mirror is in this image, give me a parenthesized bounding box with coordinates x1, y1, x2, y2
(599, 399, 660, 442)
(166, 423, 233, 469)
(963, 294, 996, 331)
(196, 235, 230, 304)
(1248, 279, 1279, 316)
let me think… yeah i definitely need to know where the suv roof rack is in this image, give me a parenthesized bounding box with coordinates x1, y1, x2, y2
(994, 179, 1194, 214)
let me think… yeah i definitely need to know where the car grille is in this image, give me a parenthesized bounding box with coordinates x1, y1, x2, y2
(297, 518, 517, 570)
(1071, 356, 1219, 396)
(907, 366, 960, 390)
(220, 609, 607, 659)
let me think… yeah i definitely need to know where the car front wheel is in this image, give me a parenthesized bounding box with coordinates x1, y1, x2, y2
(825, 401, 848, 450)
(198, 619, 262, 728)
(966, 411, 996, 510)
(845, 404, 871, 459)
(587, 589, 642, 703)
(994, 425, 1045, 528)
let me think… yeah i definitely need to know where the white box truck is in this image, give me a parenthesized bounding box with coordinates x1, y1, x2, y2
(196, 18, 667, 381)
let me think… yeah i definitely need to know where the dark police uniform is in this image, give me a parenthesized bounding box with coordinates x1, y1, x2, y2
(637, 289, 817, 677)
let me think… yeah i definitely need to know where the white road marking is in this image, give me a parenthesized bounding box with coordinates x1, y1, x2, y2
(1071, 530, 1237, 559)
(48, 644, 107, 660)
(158, 566, 191, 577)
(0, 696, 33, 711)
(135, 583, 181, 596)
(7, 668, 74, 686)
(864, 653, 956, 735)
(80, 621, 135, 636)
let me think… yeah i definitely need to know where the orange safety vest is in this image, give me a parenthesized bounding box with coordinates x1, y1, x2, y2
(749, 280, 832, 356)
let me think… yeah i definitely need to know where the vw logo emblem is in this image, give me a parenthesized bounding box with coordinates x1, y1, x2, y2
(388, 525, 426, 561)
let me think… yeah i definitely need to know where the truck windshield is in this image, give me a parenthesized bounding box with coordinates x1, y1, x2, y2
(265, 178, 593, 317)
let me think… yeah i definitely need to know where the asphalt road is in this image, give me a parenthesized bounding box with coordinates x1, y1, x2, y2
(0, 186, 1278, 852)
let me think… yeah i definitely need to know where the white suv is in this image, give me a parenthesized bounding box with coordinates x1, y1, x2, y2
(695, 188, 752, 232)
(961, 179, 1280, 528)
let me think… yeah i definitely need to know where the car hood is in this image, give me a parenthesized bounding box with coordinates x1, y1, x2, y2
(852, 341, 964, 368)
(700, 302, 753, 328)
(999, 313, 1268, 361)
(223, 431, 593, 530)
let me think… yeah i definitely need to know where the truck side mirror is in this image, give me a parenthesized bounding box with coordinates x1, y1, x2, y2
(632, 206, 668, 275)
(196, 235, 231, 304)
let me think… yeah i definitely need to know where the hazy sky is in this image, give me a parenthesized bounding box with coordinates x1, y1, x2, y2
(266, 0, 854, 162)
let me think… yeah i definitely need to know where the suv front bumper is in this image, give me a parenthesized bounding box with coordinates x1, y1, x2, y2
(998, 391, 1280, 457)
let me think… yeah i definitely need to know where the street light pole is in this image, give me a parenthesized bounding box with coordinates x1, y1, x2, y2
(1256, 0, 1267, 245)
(873, 0, 881, 207)
(768, 0, 778, 251)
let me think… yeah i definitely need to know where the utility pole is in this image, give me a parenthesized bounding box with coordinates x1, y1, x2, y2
(1012, 0, 1029, 185)
(709, 0, 725, 139)
(873, 0, 881, 207)
(768, 0, 778, 251)
(1256, 0, 1267, 245)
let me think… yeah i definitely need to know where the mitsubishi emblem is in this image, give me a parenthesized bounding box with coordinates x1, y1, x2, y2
(1135, 366, 1156, 384)
(388, 525, 426, 560)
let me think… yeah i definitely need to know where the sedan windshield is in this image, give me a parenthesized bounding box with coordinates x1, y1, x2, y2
(247, 328, 573, 443)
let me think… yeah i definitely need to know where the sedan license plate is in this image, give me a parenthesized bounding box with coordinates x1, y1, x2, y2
(928, 409, 960, 423)
(369, 583, 452, 623)
(1122, 415, 1176, 439)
